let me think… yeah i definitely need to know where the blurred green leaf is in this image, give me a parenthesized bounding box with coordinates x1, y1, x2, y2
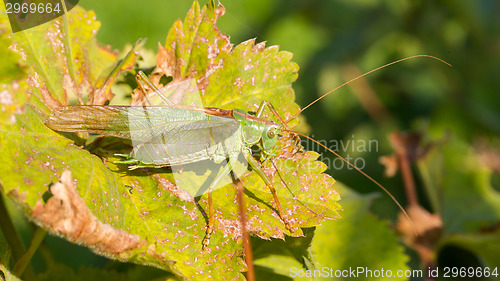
(265, 14, 327, 67)
(419, 135, 500, 234)
(255, 255, 310, 281)
(418, 134, 500, 271)
(446, 232, 500, 272)
(311, 184, 410, 281)
(252, 228, 315, 280)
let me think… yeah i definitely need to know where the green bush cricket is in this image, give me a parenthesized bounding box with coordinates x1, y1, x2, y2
(45, 71, 296, 248)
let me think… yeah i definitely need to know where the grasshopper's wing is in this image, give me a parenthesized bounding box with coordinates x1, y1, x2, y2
(125, 106, 241, 166)
(45, 106, 134, 139)
(45, 105, 241, 164)
(46, 105, 246, 196)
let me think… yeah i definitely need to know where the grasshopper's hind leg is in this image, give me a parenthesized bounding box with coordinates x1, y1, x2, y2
(201, 159, 237, 249)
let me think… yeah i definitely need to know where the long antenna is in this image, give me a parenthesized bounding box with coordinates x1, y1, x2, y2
(288, 130, 417, 234)
(284, 55, 452, 125)
(273, 55, 451, 233)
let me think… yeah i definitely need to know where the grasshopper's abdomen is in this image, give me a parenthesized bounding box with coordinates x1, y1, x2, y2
(131, 125, 243, 166)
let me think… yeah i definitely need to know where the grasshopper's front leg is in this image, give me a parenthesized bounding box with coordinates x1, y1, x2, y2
(255, 101, 286, 124)
(255, 100, 301, 152)
(243, 150, 292, 232)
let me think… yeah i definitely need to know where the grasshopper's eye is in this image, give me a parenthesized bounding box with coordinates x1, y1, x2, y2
(262, 126, 279, 151)
(267, 129, 276, 139)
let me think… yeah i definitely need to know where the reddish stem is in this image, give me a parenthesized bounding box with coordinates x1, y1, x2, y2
(234, 178, 255, 281)
(390, 132, 419, 207)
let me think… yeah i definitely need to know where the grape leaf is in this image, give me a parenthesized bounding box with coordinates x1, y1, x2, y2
(0, 9, 27, 126)
(251, 228, 316, 280)
(0, 1, 340, 280)
(417, 135, 500, 270)
(0, 14, 25, 84)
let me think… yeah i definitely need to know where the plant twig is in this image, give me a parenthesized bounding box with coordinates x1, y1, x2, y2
(390, 132, 419, 207)
(231, 174, 255, 281)
(13, 227, 47, 276)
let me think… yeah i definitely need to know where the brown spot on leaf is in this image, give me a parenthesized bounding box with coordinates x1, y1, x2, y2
(218, 218, 241, 239)
(92, 85, 115, 106)
(0, 90, 13, 105)
(32, 171, 140, 255)
(155, 175, 194, 203)
(29, 76, 62, 110)
(155, 42, 178, 79)
(25, 155, 34, 165)
(8, 188, 27, 203)
(46, 20, 65, 54)
(214, 3, 225, 19)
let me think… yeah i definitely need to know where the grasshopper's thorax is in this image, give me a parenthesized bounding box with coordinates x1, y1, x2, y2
(232, 109, 281, 157)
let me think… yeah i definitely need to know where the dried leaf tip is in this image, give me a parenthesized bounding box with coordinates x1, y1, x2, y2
(32, 171, 141, 255)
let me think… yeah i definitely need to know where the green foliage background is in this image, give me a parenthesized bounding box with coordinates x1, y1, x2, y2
(1, 0, 500, 280)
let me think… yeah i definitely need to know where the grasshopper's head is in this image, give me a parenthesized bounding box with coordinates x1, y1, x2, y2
(261, 121, 281, 157)
(232, 109, 282, 158)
